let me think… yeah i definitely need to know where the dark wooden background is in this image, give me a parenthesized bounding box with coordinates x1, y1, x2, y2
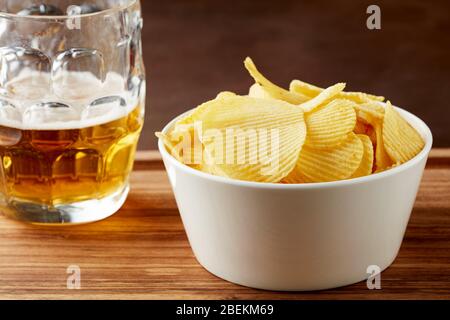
(139, 0, 450, 149)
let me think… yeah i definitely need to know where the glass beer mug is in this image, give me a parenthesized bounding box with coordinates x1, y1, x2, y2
(0, 0, 145, 224)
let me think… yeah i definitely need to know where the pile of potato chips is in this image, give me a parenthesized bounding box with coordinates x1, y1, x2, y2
(157, 57, 425, 183)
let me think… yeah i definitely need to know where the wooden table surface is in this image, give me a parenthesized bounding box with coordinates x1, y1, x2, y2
(0, 150, 449, 300)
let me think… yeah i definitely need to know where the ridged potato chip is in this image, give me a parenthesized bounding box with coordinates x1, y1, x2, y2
(356, 112, 381, 152)
(375, 162, 399, 173)
(170, 105, 210, 140)
(352, 105, 393, 171)
(216, 91, 237, 99)
(244, 57, 309, 104)
(299, 83, 346, 113)
(169, 92, 239, 146)
(354, 120, 368, 134)
(354, 101, 384, 121)
(383, 102, 425, 164)
(374, 121, 394, 171)
(290, 79, 385, 103)
(289, 79, 323, 98)
(355, 110, 372, 125)
(156, 132, 183, 162)
(287, 133, 364, 183)
(282, 169, 313, 184)
(248, 83, 275, 100)
(158, 57, 425, 184)
(193, 95, 307, 183)
(162, 120, 204, 165)
(339, 91, 385, 103)
(305, 99, 357, 149)
(198, 148, 228, 176)
(354, 120, 376, 144)
(351, 134, 374, 178)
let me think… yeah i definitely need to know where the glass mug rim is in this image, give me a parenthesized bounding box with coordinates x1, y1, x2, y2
(0, 0, 138, 20)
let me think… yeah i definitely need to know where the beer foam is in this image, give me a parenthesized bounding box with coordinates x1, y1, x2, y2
(0, 69, 140, 130)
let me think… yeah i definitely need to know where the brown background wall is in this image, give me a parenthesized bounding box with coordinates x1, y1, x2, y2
(139, 0, 450, 149)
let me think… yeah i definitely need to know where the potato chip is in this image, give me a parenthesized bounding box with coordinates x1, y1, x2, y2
(244, 57, 309, 104)
(216, 91, 237, 99)
(299, 83, 346, 113)
(290, 79, 385, 103)
(170, 104, 210, 139)
(367, 126, 376, 145)
(158, 57, 425, 184)
(351, 134, 374, 178)
(375, 162, 399, 173)
(354, 101, 384, 120)
(198, 148, 228, 176)
(170, 92, 238, 143)
(156, 132, 183, 162)
(163, 120, 204, 165)
(289, 79, 323, 98)
(352, 105, 393, 171)
(339, 91, 385, 103)
(287, 133, 364, 183)
(282, 169, 312, 184)
(354, 120, 369, 135)
(354, 120, 376, 144)
(192, 95, 307, 183)
(305, 99, 357, 149)
(248, 83, 275, 100)
(383, 102, 425, 164)
(374, 121, 394, 171)
(355, 110, 372, 125)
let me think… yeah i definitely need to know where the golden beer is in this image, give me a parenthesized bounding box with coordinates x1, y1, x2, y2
(0, 0, 145, 223)
(0, 106, 143, 207)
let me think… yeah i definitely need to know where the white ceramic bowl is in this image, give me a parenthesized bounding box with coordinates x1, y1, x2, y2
(158, 106, 433, 291)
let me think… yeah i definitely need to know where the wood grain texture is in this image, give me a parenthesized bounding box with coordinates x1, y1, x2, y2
(0, 150, 449, 300)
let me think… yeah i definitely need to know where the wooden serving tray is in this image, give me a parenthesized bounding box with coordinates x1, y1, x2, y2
(0, 150, 449, 300)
